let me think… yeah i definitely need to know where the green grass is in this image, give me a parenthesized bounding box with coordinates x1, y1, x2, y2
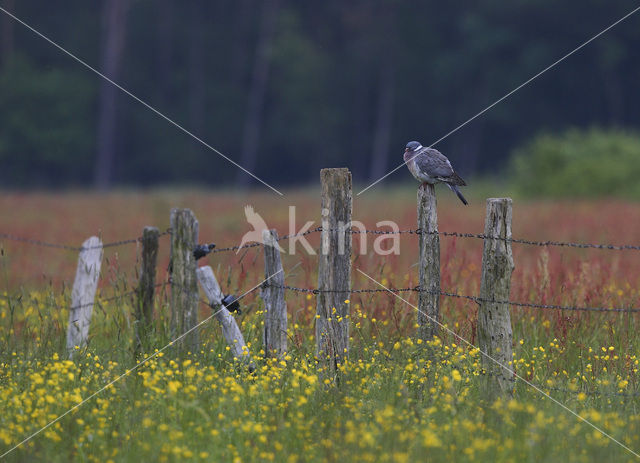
(0, 288, 639, 463)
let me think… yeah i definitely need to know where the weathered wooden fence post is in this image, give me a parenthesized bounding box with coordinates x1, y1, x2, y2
(417, 183, 440, 340)
(316, 168, 352, 373)
(170, 209, 199, 352)
(261, 229, 287, 358)
(197, 266, 254, 370)
(135, 226, 159, 354)
(477, 198, 515, 398)
(66, 236, 103, 358)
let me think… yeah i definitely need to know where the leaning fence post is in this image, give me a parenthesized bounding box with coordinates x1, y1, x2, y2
(261, 229, 287, 358)
(66, 236, 103, 358)
(477, 198, 515, 398)
(197, 266, 254, 370)
(316, 168, 352, 373)
(417, 183, 440, 341)
(170, 209, 199, 352)
(135, 226, 159, 354)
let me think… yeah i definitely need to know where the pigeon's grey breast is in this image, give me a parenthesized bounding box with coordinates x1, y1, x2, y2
(415, 147, 455, 179)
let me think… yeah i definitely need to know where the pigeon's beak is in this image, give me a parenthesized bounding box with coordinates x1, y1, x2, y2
(404, 147, 409, 153)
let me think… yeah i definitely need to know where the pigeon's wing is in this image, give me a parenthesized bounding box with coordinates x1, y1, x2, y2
(415, 148, 454, 178)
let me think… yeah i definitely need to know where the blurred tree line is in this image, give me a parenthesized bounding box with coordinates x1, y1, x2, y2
(510, 128, 640, 198)
(0, 0, 639, 190)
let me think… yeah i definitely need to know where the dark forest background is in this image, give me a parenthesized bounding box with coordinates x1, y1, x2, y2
(0, 0, 639, 190)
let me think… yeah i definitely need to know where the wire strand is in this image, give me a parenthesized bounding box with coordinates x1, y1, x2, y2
(263, 283, 640, 313)
(0, 229, 171, 252)
(3, 226, 640, 253)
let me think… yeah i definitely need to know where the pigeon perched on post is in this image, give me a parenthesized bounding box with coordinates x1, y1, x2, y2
(404, 141, 468, 205)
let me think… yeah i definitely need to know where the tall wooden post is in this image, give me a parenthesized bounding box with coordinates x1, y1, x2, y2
(197, 266, 254, 371)
(170, 209, 199, 352)
(261, 229, 287, 358)
(316, 168, 352, 372)
(66, 236, 103, 358)
(135, 226, 159, 354)
(417, 183, 440, 340)
(477, 198, 515, 398)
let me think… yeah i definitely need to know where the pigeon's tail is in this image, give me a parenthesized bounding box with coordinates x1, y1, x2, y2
(448, 184, 468, 205)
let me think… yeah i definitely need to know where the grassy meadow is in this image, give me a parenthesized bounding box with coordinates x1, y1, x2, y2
(1, 186, 640, 462)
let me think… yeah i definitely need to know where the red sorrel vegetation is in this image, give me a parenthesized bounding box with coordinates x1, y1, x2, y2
(1, 189, 639, 344)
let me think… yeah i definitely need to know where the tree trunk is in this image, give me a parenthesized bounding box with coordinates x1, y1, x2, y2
(350, 73, 371, 184)
(450, 77, 488, 174)
(369, 64, 395, 181)
(236, 0, 280, 188)
(188, 0, 206, 160)
(155, 0, 174, 107)
(228, 0, 253, 87)
(0, 0, 15, 69)
(95, 0, 129, 190)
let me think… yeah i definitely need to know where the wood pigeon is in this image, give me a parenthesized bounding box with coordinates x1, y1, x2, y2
(404, 141, 468, 205)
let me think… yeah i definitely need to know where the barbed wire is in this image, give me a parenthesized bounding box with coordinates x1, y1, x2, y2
(0, 232, 90, 251)
(0, 277, 259, 315)
(0, 282, 170, 313)
(3, 224, 640, 253)
(352, 228, 640, 250)
(205, 227, 640, 253)
(433, 230, 640, 251)
(0, 229, 171, 252)
(265, 283, 417, 295)
(3, 222, 639, 313)
(211, 226, 324, 253)
(438, 289, 640, 313)
(263, 283, 640, 313)
(1, 279, 239, 316)
(168, 279, 262, 311)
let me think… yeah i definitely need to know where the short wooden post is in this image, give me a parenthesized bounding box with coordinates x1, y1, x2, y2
(66, 236, 103, 358)
(417, 183, 440, 340)
(316, 168, 352, 372)
(170, 209, 199, 351)
(135, 226, 159, 354)
(477, 198, 515, 397)
(197, 266, 254, 370)
(261, 229, 287, 358)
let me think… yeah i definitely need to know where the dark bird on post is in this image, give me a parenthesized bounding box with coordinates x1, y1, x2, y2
(193, 243, 216, 260)
(221, 294, 241, 314)
(404, 141, 468, 205)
